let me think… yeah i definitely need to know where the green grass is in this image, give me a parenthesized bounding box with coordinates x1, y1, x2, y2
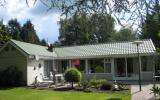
(0, 87, 130, 100)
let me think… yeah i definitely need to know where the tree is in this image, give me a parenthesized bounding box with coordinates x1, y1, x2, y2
(40, 39, 48, 46)
(111, 28, 137, 42)
(141, 1, 160, 47)
(7, 19, 22, 41)
(25, 0, 160, 30)
(0, 20, 10, 47)
(20, 20, 40, 44)
(58, 14, 115, 46)
(64, 67, 82, 89)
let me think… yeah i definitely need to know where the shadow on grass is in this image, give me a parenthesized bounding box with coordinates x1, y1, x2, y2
(0, 86, 21, 90)
(106, 98, 122, 100)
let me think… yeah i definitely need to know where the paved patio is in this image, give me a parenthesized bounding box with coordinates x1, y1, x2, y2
(131, 83, 155, 100)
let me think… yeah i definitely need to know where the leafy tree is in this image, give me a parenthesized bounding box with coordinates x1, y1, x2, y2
(40, 39, 48, 46)
(64, 67, 82, 89)
(7, 19, 22, 41)
(25, 0, 160, 29)
(58, 14, 115, 46)
(111, 28, 137, 42)
(20, 20, 40, 44)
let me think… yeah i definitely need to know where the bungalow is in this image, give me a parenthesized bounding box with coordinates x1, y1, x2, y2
(0, 39, 156, 85)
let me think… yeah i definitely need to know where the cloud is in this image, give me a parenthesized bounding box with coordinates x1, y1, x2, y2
(0, 0, 61, 42)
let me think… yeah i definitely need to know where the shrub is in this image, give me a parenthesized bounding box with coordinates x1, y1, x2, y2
(90, 76, 107, 88)
(0, 66, 22, 86)
(64, 67, 82, 89)
(100, 82, 112, 90)
(95, 66, 104, 73)
(80, 78, 90, 90)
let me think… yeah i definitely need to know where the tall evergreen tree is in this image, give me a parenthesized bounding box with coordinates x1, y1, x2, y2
(7, 19, 22, 41)
(0, 20, 10, 47)
(20, 20, 40, 44)
(141, 0, 160, 47)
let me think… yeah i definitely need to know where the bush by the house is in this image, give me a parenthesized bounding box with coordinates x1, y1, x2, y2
(95, 66, 104, 73)
(64, 67, 82, 89)
(80, 78, 90, 90)
(100, 82, 112, 90)
(90, 76, 107, 88)
(0, 66, 22, 86)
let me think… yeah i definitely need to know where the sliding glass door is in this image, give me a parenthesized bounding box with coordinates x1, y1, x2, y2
(115, 58, 134, 78)
(115, 58, 126, 77)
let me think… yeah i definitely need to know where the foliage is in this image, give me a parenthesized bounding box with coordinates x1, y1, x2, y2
(41, 39, 48, 46)
(0, 66, 22, 86)
(20, 20, 40, 45)
(8, 19, 22, 41)
(111, 27, 137, 42)
(58, 14, 115, 46)
(90, 76, 107, 88)
(95, 66, 104, 73)
(0, 20, 10, 46)
(30, 0, 160, 30)
(64, 67, 82, 88)
(141, 2, 160, 48)
(79, 78, 90, 90)
(100, 82, 112, 90)
(150, 86, 160, 96)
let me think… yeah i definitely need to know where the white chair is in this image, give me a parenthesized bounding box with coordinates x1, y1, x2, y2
(35, 74, 53, 88)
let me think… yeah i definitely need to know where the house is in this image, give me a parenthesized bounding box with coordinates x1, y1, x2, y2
(0, 39, 156, 85)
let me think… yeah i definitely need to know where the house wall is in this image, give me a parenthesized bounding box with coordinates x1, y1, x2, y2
(27, 59, 44, 85)
(0, 44, 27, 84)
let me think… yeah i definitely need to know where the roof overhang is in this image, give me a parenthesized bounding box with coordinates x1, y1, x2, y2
(54, 52, 156, 60)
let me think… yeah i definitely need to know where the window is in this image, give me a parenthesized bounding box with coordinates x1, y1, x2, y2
(88, 58, 111, 73)
(88, 59, 104, 73)
(141, 56, 152, 71)
(71, 60, 85, 72)
(105, 63, 111, 73)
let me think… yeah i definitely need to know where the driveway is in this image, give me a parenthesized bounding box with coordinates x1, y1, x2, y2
(131, 83, 154, 100)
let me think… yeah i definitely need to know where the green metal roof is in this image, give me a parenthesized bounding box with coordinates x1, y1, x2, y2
(54, 39, 156, 59)
(10, 39, 57, 58)
(6, 39, 156, 59)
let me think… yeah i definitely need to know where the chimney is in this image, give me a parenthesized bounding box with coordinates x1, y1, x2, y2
(47, 44, 54, 52)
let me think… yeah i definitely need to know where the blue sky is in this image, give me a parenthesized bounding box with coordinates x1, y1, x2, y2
(0, 0, 61, 43)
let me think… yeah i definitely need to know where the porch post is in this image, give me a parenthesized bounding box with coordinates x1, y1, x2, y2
(125, 58, 128, 77)
(69, 60, 72, 67)
(85, 59, 88, 73)
(111, 58, 115, 80)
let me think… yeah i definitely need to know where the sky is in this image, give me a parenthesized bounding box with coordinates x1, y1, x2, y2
(0, 0, 61, 43)
(0, 0, 131, 43)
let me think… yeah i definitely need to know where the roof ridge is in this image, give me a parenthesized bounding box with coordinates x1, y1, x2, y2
(10, 39, 47, 48)
(55, 39, 152, 49)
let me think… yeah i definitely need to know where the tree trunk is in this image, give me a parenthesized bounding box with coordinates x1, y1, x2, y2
(71, 82, 74, 89)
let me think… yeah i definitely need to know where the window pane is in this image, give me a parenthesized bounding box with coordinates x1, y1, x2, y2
(105, 63, 111, 73)
(88, 59, 104, 73)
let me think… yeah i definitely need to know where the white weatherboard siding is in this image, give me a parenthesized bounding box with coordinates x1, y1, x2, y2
(27, 59, 44, 85)
(0, 44, 27, 84)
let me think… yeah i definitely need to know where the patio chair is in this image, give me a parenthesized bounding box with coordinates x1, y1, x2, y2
(34, 74, 53, 88)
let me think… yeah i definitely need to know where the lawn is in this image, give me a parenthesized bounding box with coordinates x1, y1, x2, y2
(0, 87, 130, 100)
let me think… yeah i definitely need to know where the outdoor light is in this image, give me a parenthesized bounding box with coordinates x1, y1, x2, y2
(133, 40, 143, 91)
